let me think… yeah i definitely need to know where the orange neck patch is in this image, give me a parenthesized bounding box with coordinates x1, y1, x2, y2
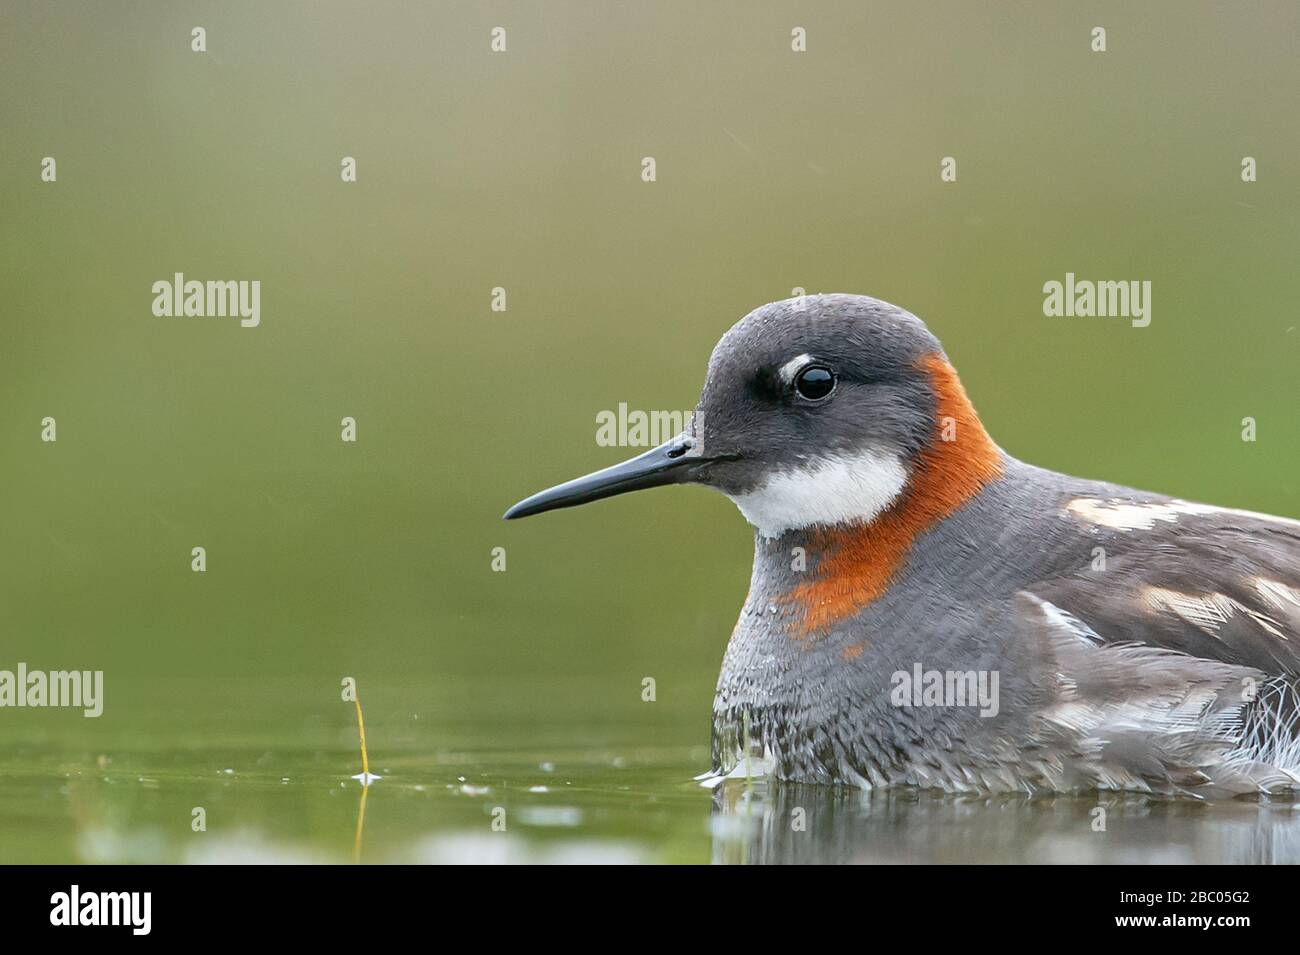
(785, 353, 1003, 637)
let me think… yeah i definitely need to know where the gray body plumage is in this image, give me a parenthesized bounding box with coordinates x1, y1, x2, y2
(711, 455, 1300, 796)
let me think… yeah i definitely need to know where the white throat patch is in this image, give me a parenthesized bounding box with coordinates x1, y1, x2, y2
(725, 448, 909, 539)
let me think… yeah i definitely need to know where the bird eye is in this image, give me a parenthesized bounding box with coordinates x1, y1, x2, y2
(794, 365, 835, 401)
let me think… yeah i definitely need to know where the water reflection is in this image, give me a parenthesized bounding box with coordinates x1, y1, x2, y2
(353, 783, 370, 864)
(22, 740, 1300, 863)
(710, 779, 1300, 864)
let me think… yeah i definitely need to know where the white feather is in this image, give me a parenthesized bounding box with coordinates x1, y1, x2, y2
(1066, 497, 1300, 532)
(725, 448, 908, 539)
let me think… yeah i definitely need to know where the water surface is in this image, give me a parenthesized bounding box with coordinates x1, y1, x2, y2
(3, 676, 1298, 864)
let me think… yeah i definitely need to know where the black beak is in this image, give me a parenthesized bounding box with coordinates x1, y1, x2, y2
(504, 434, 724, 520)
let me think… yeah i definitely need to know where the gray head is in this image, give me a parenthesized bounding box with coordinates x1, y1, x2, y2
(505, 294, 970, 538)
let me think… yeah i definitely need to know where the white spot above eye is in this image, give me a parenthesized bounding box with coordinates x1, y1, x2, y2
(1064, 497, 1300, 532)
(725, 448, 908, 539)
(777, 353, 814, 385)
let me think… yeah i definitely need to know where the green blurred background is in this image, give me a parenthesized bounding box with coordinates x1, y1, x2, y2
(1, 0, 1297, 863)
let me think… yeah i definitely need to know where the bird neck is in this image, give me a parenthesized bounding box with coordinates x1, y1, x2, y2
(755, 354, 1005, 637)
